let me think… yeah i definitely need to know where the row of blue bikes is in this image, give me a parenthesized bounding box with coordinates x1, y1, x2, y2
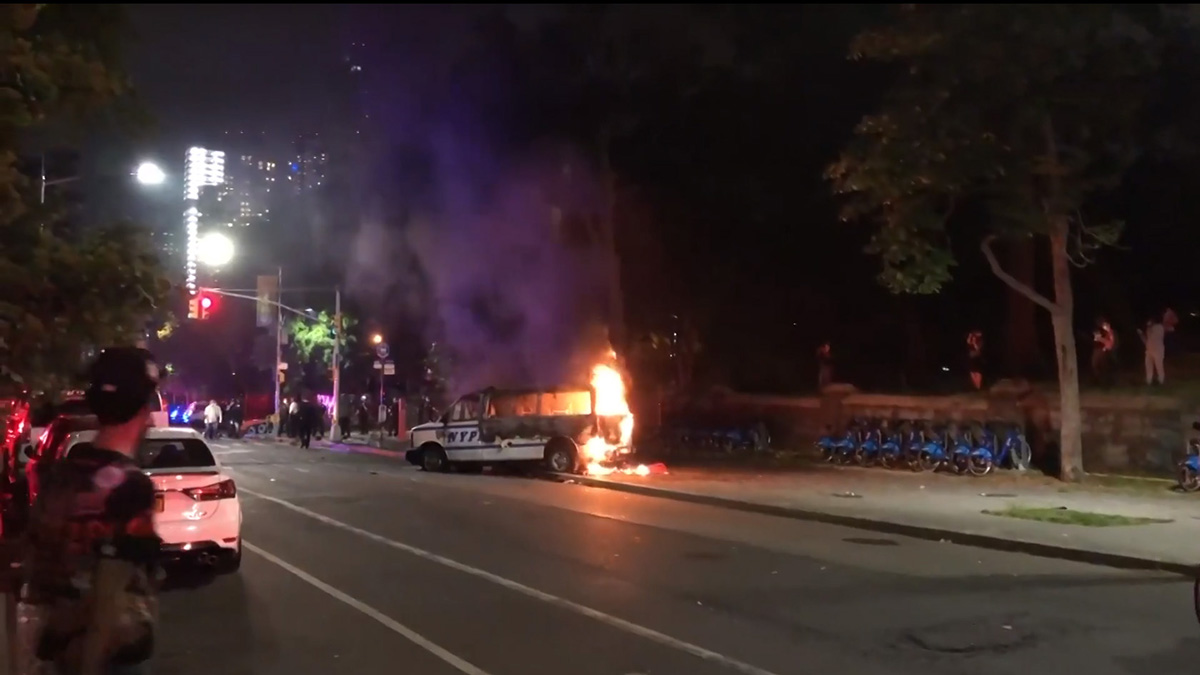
(817, 419, 1033, 477)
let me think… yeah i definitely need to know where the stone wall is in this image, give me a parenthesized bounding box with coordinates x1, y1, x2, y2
(692, 384, 1196, 476)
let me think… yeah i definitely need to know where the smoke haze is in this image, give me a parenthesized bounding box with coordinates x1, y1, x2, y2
(344, 12, 612, 395)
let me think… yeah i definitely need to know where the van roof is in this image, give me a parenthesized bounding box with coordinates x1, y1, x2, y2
(462, 385, 593, 398)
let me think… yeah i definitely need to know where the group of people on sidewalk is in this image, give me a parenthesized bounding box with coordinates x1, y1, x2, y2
(1091, 308, 1179, 387)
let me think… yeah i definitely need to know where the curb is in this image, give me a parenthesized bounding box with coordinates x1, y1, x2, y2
(559, 474, 1198, 578)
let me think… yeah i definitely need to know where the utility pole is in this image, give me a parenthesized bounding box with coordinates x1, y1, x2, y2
(273, 266, 283, 430)
(330, 286, 343, 441)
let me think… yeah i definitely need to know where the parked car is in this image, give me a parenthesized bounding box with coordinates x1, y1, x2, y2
(57, 426, 241, 572)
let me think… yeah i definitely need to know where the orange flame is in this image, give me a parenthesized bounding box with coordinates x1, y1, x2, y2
(582, 363, 643, 476)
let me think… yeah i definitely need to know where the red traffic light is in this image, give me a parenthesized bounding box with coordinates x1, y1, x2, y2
(200, 296, 213, 310)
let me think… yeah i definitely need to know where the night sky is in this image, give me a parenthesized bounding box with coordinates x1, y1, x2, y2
(114, 5, 1200, 395)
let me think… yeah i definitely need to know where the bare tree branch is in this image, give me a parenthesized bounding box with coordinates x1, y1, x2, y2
(980, 234, 1061, 314)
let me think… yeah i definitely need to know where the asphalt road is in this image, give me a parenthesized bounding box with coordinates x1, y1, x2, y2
(94, 440, 1200, 673)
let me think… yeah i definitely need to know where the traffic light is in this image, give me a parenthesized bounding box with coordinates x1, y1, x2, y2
(198, 293, 214, 320)
(187, 295, 200, 320)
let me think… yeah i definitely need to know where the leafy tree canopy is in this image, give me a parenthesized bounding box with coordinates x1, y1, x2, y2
(0, 5, 170, 391)
(288, 311, 357, 368)
(827, 4, 1171, 295)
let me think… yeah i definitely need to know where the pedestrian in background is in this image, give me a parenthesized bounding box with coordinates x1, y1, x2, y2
(287, 399, 300, 438)
(1090, 318, 1117, 386)
(1138, 314, 1166, 386)
(816, 342, 834, 390)
(202, 399, 222, 440)
(966, 330, 985, 390)
(297, 397, 315, 449)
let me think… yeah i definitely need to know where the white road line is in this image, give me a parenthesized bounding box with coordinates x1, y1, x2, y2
(241, 488, 783, 675)
(244, 540, 493, 675)
(293, 467, 310, 473)
(214, 449, 254, 455)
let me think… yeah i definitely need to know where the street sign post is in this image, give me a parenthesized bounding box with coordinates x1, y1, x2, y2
(375, 342, 390, 360)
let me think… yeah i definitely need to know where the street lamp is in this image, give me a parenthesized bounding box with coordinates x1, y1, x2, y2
(135, 161, 166, 186)
(371, 333, 383, 345)
(40, 159, 167, 204)
(197, 231, 235, 267)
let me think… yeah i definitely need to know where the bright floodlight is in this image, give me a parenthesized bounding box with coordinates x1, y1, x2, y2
(135, 162, 165, 185)
(197, 231, 235, 267)
(371, 333, 383, 345)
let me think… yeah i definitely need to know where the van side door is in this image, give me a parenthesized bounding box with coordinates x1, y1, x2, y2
(441, 394, 484, 461)
(482, 391, 544, 461)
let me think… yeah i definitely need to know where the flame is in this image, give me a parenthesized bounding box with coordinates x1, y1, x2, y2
(581, 363, 647, 476)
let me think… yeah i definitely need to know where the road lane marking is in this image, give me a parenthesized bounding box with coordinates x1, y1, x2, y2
(242, 488, 783, 675)
(244, 540, 493, 675)
(214, 449, 254, 455)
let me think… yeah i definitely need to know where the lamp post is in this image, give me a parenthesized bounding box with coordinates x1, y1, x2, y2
(40, 159, 166, 204)
(371, 333, 385, 407)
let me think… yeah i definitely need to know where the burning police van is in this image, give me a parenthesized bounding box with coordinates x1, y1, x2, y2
(405, 368, 634, 474)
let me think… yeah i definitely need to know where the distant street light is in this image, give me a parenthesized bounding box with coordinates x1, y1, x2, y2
(197, 231, 235, 267)
(135, 161, 166, 186)
(40, 159, 167, 204)
(371, 333, 384, 345)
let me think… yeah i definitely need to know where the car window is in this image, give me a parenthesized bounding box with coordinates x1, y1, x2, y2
(539, 391, 592, 416)
(32, 399, 91, 427)
(68, 438, 216, 469)
(449, 396, 481, 422)
(487, 392, 540, 417)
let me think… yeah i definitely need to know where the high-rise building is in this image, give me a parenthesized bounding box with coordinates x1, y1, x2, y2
(229, 153, 276, 227)
(288, 134, 328, 194)
(183, 146, 226, 293)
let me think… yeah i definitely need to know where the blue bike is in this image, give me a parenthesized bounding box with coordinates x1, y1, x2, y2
(914, 424, 953, 472)
(853, 421, 884, 466)
(1180, 422, 1200, 493)
(877, 421, 905, 469)
(967, 424, 1033, 476)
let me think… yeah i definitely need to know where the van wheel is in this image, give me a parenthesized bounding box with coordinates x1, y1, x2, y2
(421, 446, 448, 472)
(544, 440, 577, 474)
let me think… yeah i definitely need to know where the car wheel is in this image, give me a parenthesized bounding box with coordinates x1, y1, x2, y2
(544, 440, 577, 474)
(421, 446, 448, 472)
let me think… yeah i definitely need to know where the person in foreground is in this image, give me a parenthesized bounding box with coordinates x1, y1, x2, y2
(19, 347, 162, 675)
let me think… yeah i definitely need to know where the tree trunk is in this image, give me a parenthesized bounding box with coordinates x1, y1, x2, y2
(1004, 237, 1040, 377)
(1048, 227, 1084, 482)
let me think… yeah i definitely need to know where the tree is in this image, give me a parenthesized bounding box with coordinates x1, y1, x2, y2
(287, 311, 357, 369)
(0, 5, 169, 390)
(0, 220, 171, 391)
(826, 5, 1171, 481)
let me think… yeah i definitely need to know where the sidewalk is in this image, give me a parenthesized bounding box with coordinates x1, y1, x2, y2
(566, 464, 1200, 574)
